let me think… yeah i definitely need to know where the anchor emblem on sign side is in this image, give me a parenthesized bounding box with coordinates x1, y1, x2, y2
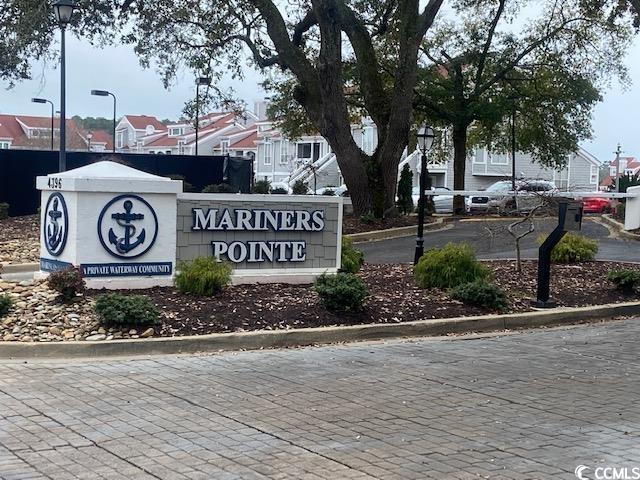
(108, 200, 146, 254)
(46, 198, 64, 250)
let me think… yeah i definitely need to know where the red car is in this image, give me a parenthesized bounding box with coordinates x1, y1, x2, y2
(582, 197, 613, 213)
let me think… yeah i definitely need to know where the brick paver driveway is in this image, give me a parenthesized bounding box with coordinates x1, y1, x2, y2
(1, 320, 639, 480)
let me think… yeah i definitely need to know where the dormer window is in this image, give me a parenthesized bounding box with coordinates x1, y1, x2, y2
(169, 127, 184, 137)
(145, 125, 155, 135)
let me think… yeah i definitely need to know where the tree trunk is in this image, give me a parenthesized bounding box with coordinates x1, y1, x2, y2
(452, 122, 469, 214)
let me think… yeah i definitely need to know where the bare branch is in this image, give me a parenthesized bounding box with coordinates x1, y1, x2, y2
(292, 10, 317, 47)
(473, 0, 506, 92)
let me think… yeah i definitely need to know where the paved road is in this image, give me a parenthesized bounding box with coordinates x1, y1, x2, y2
(2, 320, 640, 479)
(359, 217, 639, 264)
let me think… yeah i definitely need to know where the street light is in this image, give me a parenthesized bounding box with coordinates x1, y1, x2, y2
(195, 76, 211, 156)
(31, 98, 55, 150)
(413, 124, 436, 265)
(52, 0, 78, 172)
(86, 130, 93, 151)
(91, 90, 116, 153)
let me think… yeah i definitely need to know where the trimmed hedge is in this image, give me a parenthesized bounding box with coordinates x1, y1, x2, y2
(94, 293, 159, 327)
(314, 273, 368, 313)
(451, 280, 508, 311)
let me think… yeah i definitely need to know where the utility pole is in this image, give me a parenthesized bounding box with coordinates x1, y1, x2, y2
(614, 143, 622, 193)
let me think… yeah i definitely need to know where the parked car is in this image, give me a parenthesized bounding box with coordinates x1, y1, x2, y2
(467, 179, 557, 214)
(582, 197, 613, 214)
(314, 185, 348, 196)
(411, 186, 454, 213)
(467, 180, 513, 213)
(271, 182, 293, 194)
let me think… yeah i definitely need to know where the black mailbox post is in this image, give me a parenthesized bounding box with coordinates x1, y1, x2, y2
(533, 200, 584, 308)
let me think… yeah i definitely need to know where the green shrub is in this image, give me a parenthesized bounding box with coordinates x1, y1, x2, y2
(451, 280, 508, 311)
(252, 179, 272, 194)
(396, 164, 414, 215)
(47, 267, 85, 301)
(607, 268, 640, 294)
(539, 233, 598, 264)
(167, 174, 197, 193)
(414, 243, 490, 289)
(360, 212, 375, 224)
(202, 183, 236, 193)
(94, 293, 159, 327)
(314, 273, 368, 313)
(292, 179, 309, 195)
(175, 257, 232, 295)
(271, 187, 288, 195)
(0, 294, 13, 317)
(341, 237, 364, 273)
(615, 202, 625, 222)
(0, 203, 8, 220)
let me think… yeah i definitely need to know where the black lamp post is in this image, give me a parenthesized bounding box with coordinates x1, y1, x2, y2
(91, 90, 116, 152)
(413, 124, 436, 265)
(31, 98, 55, 150)
(53, 0, 78, 172)
(195, 76, 211, 156)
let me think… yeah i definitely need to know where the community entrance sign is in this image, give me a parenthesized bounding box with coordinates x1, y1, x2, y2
(178, 193, 343, 283)
(37, 162, 343, 288)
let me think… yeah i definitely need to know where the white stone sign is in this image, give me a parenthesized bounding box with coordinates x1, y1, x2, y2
(36, 161, 181, 289)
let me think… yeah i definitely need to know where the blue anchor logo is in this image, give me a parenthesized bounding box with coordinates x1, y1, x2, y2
(47, 198, 64, 251)
(98, 194, 158, 259)
(108, 200, 146, 254)
(44, 192, 68, 257)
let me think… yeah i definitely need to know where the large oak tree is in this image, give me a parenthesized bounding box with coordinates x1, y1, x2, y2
(415, 0, 632, 212)
(1, 0, 445, 216)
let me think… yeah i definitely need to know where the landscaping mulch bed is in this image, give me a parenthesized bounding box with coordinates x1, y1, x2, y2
(342, 214, 426, 234)
(0, 215, 39, 265)
(2, 261, 639, 343)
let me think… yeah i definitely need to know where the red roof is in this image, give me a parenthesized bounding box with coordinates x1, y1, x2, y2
(611, 156, 640, 169)
(0, 114, 113, 151)
(0, 115, 24, 140)
(83, 129, 113, 151)
(600, 175, 614, 187)
(15, 115, 66, 129)
(145, 135, 179, 147)
(124, 115, 167, 131)
(229, 130, 258, 149)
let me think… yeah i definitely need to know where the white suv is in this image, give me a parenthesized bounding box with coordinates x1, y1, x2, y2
(467, 180, 557, 214)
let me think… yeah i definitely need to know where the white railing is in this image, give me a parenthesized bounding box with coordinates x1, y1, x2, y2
(288, 152, 336, 185)
(420, 190, 636, 199)
(289, 153, 337, 186)
(421, 188, 640, 231)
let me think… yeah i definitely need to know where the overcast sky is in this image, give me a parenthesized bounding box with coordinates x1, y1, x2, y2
(1, 33, 639, 164)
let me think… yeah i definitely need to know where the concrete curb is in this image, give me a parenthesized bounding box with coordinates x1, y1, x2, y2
(2, 301, 639, 359)
(347, 218, 453, 243)
(1, 263, 39, 274)
(600, 214, 640, 241)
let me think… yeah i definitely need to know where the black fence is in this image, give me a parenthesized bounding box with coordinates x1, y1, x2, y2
(0, 150, 253, 216)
